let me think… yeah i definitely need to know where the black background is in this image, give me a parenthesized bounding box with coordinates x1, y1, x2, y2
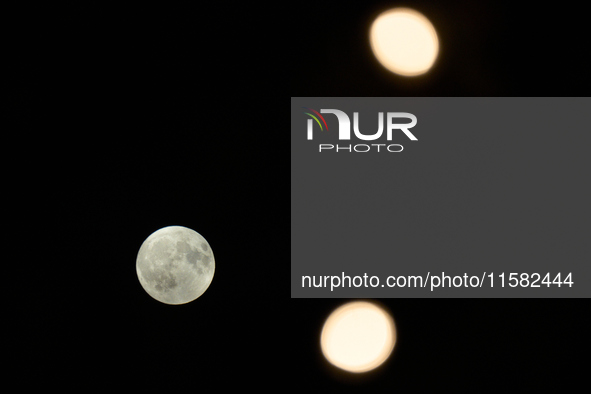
(8, 0, 590, 391)
(292, 0, 591, 97)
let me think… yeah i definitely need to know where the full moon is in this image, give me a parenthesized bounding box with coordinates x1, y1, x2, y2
(369, 8, 439, 76)
(136, 226, 215, 305)
(321, 301, 396, 373)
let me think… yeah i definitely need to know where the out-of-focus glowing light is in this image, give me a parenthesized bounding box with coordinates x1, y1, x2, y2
(320, 301, 396, 373)
(370, 8, 439, 76)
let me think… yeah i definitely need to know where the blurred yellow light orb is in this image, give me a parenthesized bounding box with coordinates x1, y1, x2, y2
(320, 301, 396, 373)
(370, 8, 439, 76)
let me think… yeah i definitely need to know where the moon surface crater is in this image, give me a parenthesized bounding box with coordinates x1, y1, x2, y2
(136, 226, 215, 305)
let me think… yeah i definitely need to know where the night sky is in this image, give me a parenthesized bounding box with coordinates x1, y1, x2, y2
(292, 0, 591, 97)
(8, 1, 591, 390)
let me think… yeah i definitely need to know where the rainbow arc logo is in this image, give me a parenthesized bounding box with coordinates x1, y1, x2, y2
(302, 107, 418, 150)
(302, 107, 329, 131)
